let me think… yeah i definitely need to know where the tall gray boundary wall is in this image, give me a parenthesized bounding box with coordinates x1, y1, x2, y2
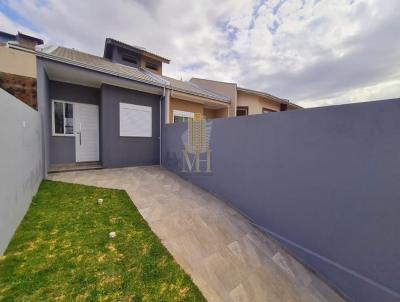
(162, 99, 400, 302)
(0, 89, 43, 255)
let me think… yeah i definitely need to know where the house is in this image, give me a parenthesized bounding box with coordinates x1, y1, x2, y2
(189, 78, 301, 118)
(163, 76, 301, 124)
(0, 31, 43, 108)
(36, 38, 234, 174)
(35, 37, 301, 173)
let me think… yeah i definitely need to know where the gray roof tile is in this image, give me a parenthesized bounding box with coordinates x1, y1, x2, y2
(39, 46, 168, 86)
(163, 76, 230, 103)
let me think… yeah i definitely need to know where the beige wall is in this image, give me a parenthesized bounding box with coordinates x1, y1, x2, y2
(140, 56, 162, 75)
(204, 108, 228, 119)
(215, 108, 228, 118)
(0, 47, 36, 78)
(169, 97, 204, 123)
(237, 91, 281, 115)
(190, 78, 237, 117)
(169, 97, 229, 123)
(288, 104, 300, 110)
(203, 108, 216, 119)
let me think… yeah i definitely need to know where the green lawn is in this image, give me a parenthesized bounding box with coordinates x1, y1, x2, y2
(0, 180, 206, 301)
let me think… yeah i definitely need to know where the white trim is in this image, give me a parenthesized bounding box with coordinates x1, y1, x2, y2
(51, 100, 75, 137)
(173, 110, 195, 119)
(165, 89, 170, 124)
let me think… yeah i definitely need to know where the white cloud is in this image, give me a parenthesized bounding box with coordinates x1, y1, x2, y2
(0, 9, 38, 37)
(2, 0, 400, 107)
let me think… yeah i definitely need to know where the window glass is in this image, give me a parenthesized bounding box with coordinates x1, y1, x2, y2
(262, 108, 274, 113)
(54, 102, 64, 134)
(174, 116, 192, 123)
(122, 54, 137, 64)
(64, 103, 74, 134)
(236, 107, 248, 116)
(173, 110, 194, 123)
(145, 62, 158, 71)
(53, 102, 74, 135)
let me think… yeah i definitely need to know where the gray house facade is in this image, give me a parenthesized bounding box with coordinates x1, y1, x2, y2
(36, 40, 169, 173)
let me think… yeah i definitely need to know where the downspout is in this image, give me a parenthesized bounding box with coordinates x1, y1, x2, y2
(159, 86, 166, 166)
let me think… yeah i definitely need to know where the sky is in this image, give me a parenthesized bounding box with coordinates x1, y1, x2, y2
(1, 0, 399, 108)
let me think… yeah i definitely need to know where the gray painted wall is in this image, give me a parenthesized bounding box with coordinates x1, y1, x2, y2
(101, 84, 160, 168)
(37, 57, 163, 174)
(36, 59, 50, 173)
(48, 81, 100, 164)
(162, 99, 400, 302)
(0, 89, 43, 255)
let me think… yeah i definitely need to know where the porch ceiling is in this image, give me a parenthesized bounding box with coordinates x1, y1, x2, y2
(171, 90, 229, 109)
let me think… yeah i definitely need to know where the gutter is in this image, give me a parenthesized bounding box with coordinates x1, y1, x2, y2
(169, 87, 230, 104)
(8, 43, 36, 54)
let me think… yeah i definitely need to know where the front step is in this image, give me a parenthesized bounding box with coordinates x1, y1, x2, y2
(48, 162, 102, 173)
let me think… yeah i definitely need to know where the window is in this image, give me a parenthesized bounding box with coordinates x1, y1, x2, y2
(120, 103, 152, 137)
(173, 110, 194, 123)
(52, 101, 74, 136)
(236, 106, 248, 116)
(145, 61, 159, 71)
(122, 54, 138, 65)
(262, 108, 276, 114)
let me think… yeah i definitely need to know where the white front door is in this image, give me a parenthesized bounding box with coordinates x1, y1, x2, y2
(74, 103, 99, 162)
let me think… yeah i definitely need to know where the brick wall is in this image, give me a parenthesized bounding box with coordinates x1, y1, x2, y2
(0, 72, 37, 109)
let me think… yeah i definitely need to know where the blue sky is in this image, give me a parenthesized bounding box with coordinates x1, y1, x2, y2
(1, 0, 400, 107)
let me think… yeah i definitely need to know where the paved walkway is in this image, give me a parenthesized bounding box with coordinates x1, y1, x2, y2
(48, 166, 345, 302)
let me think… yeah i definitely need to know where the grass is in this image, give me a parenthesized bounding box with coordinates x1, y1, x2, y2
(0, 180, 206, 301)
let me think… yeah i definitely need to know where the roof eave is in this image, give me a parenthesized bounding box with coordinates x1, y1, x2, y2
(169, 86, 230, 103)
(36, 51, 166, 89)
(237, 87, 291, 105)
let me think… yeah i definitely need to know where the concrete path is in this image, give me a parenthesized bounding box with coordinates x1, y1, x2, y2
(48, 166, 345, 302)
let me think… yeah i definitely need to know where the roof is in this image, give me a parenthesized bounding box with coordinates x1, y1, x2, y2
(17, 32, 43, 45)
(37, 46, 169, 87)
(237, 87, 302, 108)
(0, 31, 16, 40)
(104, 38, 170, 63)
(163, 76, 230, 103)
(0, 31, 43, 45)
(36, 46, 230, 103)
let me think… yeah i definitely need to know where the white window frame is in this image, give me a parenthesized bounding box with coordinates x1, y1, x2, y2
(119, 103, 152, 137)
(51, 100, 75, 137)
(173, 110, 195, 123)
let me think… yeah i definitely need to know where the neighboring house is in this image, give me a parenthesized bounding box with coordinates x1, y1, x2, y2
(163, 76, 231, 123)
(163, 77, 300, 124)
(0, 31, 43, 108)
(190, 78, 301, 118)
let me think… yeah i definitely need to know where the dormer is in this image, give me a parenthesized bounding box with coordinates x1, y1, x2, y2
(103, 38, 170, 75)
(0, 31, 43, 50)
